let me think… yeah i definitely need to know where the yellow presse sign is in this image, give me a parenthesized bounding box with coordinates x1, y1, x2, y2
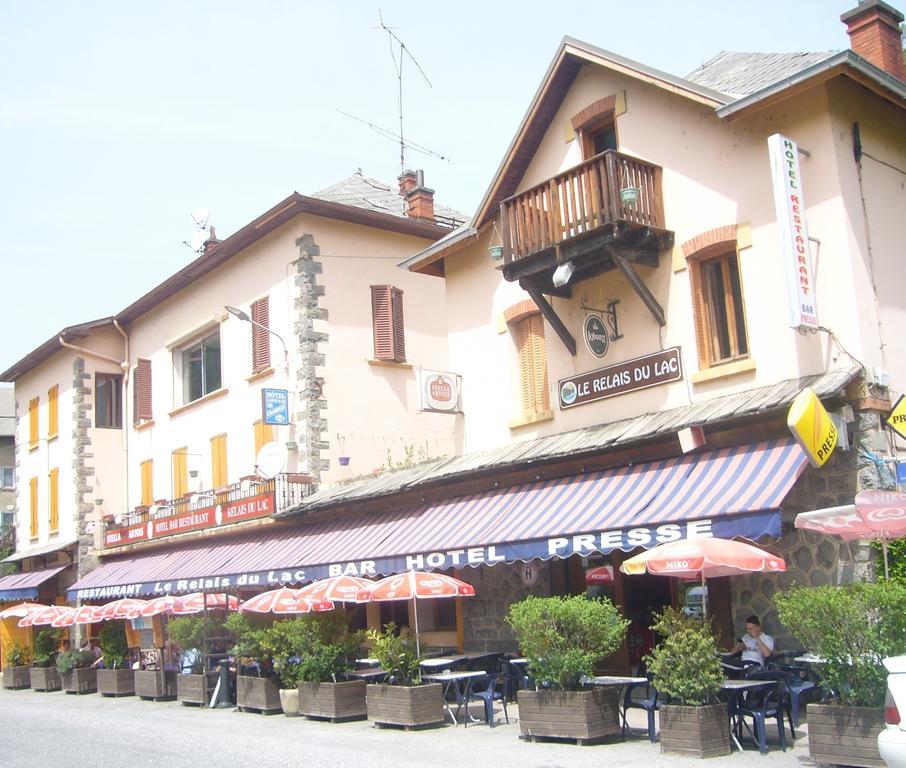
(787, 387, 837, 468)
(887, 395, 906, 440)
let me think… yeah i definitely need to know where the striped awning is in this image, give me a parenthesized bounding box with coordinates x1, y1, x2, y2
(0, 565, 68, 602)
(68, 439, 807, 600)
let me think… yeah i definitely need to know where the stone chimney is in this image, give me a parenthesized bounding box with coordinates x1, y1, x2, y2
(841, 0, 906, 82)
(203, 225, 222, 254)
(398, 170, 418, 197)
(405, 170, 435, 221)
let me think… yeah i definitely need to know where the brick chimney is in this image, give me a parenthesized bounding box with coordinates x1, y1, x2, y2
(841, 0, 906, 82)
(202, 225, 222, 254)
(398, 170, 418, 197)
(405, 170, 435, 221)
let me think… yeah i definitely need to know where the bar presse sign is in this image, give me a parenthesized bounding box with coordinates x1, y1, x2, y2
(558, 347, 683, 409)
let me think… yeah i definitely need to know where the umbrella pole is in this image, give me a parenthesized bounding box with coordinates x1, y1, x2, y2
(883, 540, 890, 580)
(412, 597, 420, 658)
(701, 571, 708, 618)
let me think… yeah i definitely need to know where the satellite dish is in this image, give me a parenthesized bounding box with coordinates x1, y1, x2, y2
(191, 206, 211, 228)
(256, 441, 288, 479)
(190, 230, 207, 252)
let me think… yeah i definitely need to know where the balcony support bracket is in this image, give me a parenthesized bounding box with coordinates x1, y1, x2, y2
(611, 247, 666, 327)
(522, 282, 577, 356)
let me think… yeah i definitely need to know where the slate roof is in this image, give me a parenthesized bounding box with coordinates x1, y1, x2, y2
(312, 170, 468, 229)
(686, 51, 839, 98)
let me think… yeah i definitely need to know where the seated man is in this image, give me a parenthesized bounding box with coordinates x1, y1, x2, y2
(731, 614, 774, 666)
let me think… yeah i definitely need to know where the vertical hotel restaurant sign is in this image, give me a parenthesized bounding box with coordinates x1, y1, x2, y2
(787, 386, 837, 468)
(768, 133, 818, 330)
(418, 368, 462, 413)
(262, 388, 290, 426)
(559, 347, 682, 409)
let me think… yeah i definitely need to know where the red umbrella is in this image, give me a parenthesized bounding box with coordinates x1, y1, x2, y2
(69, 605, 104, 625)
(620, 537, 785, 615)
(94, 598, 147, 621)
(173, 592, 240, 614)
(239, 587, 334, 615)
(295, 575, 373, 603)
(585, 565, 615, 585)
(140, 595, 179, 618)
(0, 602, 45, 619)
(18, 605, 72, 628)
(50, 606, 83, 628)
(795, 490, 906, 578)
(356, 571, 476, 655)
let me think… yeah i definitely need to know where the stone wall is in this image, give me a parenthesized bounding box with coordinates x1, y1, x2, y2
(72, 357, 98, 579)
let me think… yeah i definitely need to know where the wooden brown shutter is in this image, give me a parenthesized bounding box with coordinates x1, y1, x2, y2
(371, 285, 406, 362)
(251, 296, 270, 373)
(688, 261, 712, 371)
(134, 358, 153, 423)
(516, 313, 549, 416)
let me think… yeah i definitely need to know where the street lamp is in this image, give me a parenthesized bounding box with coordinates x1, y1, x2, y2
(224, 305, 289, 374)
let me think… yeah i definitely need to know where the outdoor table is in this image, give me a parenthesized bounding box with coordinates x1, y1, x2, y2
(346, 667, 389, 682)
(355, 657, 380, 668)
(793, 653, 825, 665)
(462, 651, 502, 671)
(422, 670, 486, 725)
(719, 679, 776, 752)
(419, 655, 467, 672)
(581, 676, 649, 738)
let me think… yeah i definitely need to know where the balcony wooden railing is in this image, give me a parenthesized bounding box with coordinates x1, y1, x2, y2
(499, 150, 664, 265)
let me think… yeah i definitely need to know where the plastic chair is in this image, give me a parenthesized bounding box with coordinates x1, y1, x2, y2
(738, 671, 794, 753)
(500, 659, 529, 701)
(776, 664, 822, 728)
(621, 680, 662, 742)
(467, 673, 509, 727)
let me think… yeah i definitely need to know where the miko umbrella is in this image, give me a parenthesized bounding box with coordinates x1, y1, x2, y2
(0, 602, 45, 619)
(66, 605, 105, 625)
(173, 592, 240, 614)
(620, 537, 786, 615)
(140, 595, 179, 618)
(49, 606, 84, 628)
(94, 598, 147, 621)
(239, 587, 334, 615)
(18, 605, 73, 628)
(585, 565, 615, 585)
(356, 571, 476, 656)
(295, 575, 372, 603)
(795, 489, 906, 579)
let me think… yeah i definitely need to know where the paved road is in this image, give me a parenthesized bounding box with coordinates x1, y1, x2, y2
(1, 687, 812, 768)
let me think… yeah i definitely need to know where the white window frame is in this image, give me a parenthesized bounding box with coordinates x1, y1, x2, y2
(173, 327, 223, 408)
(0, 466, 13, 489)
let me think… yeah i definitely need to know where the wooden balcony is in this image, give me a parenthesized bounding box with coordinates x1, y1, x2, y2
(497, 150, 674, 355)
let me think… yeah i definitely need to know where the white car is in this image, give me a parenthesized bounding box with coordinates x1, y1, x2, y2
(879, 656, 906, 768)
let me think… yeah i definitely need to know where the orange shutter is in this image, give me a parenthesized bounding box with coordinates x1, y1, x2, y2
(47, 385, 59, 438)
(172, 449, 188, 498)
(371, 285, 406, 362)
(48, 468, 59, 533)
(254, 420, 273, 458)
(29, 477, 38, 538)
(140, 460, 153, 506)
(251, 297, 271, 373)
(516, 313, 549, 416)
(29, 397, 39, 448)
(688, 260, 712, 370)
(134, 359, 153, 422)
(211, 434, 228, 489)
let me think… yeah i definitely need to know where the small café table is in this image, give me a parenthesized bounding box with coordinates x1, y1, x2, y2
(355, 657, 380, 668)
(419, 655, 467, 672)
(422, 670, 486, 725)
(720, 678, 776, 753)
(346, 667, 389, 682)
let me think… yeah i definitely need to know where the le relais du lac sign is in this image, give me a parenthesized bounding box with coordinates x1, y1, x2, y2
(558, 347, 683, 409)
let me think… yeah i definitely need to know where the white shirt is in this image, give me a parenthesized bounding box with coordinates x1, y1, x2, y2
(741, 632, 774, 664)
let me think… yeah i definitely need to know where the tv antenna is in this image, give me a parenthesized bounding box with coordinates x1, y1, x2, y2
(182, 206, 215, 254)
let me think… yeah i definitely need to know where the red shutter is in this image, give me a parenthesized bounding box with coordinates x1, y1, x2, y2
(371, 285, 406, 363)
(251, 297, 270, 373)
(134, 358, 153, 422)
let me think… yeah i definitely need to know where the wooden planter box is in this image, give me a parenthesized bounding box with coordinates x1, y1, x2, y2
(30, 665, 61, 692)
(135, 670, 177, 701)
(299, 679, 367, 721)
(177, 673, 207, 706)
(808, 703, 885, 768)
(62, 667, 97, 694)
(366, 683, 444, 729)
(660, 703, 731, 758)
(237, 675, 282, 714)
(517, 688, 621, 744)
(97, 668, 135, 696)
(2, 664, 31, 690)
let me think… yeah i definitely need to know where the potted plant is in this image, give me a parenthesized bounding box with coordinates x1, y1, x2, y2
(365, 621, 444, 728)
(57, 646, 97, 694)
(168, 615, 208, 705)
(29, 630, 62, 691)
(2, 641, 32, 689)
(96, 621, 135, 696)
(134, 647, 177, 701)
(645, 607, 729, 757)
(291, 612, 367, 721)
(776, 581, 906, 768)
(507, 594, 630, 743)
(225, 612, 282, 714)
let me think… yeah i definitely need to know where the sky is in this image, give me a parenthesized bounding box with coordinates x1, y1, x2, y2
(0, 0, 866, 372)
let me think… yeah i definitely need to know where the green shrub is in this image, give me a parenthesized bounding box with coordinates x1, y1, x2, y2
(366, 622, 422, 686)
(55, 649, 93, 676)
(506, 594, 630, 691)
(224, 612, 272, 666)
(776, 581, 906, 707)
(33, 630, 62, 668)
(2, 641, 31, 667)
(99, 622, 129, 669)
(167, 615, 205, 650)
(644, 608, 723, 705)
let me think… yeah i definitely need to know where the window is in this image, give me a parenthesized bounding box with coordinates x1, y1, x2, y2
(48, 468, 59, 533)
(370, 285, 405, 362)
(181, 331, 222, 403)
(571, 95, 619, 160)
(29, 477, 38, 538)
(172, 448, 188, 498)
(47, 385, 59, 439)
(251, 296, 270, 373)
(254, 420, 273, 458)
(140, 460, 153, 507)
(582, 120, 617, 158)
(134, 359, 153, 424)
(28, 397, 39, 448)
(515, 312, 550, 417)
(211, 434, 228, 489)
(689, 249, 749, 369)
(0, 467, 13, 489)
(96, 374, 123, 428)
